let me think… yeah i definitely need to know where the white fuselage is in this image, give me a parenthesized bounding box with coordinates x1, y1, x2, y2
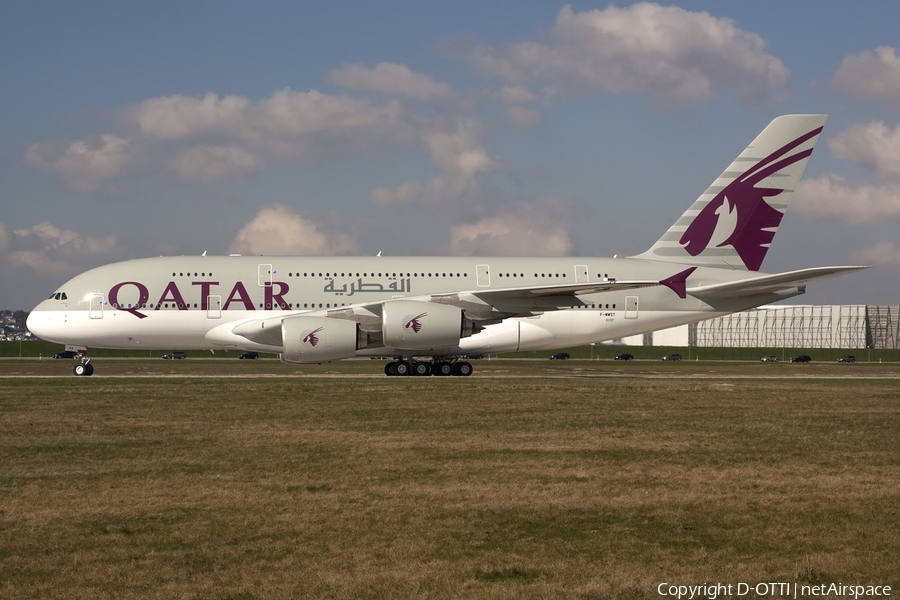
(26, 254, 796, 356)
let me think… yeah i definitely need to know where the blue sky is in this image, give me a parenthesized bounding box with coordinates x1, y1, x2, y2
(3, 1, 900, 309)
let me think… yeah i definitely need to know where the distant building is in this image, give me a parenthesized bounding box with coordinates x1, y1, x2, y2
(622, 305, 899, 349)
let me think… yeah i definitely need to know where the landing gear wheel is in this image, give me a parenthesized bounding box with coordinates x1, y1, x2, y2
(395, 361, 411, 376)
(384, 362, 398, 376)
(412, 362, 432, 376)
(453, 361, 473, 376)
(433, 361, 453, 376)
(74, 362, 93, 377)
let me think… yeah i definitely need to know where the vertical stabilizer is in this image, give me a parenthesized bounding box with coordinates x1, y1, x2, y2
(634, 114, 826, 271)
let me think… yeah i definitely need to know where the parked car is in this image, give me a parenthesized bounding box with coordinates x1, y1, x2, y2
(760, 355, 778, 362)
(662, 353, 682, 361)
(162, 351, 187, 359)
(838, 355, 856, 363)
(53, 350, 78, 359)
(614, 353, 634, 361)
(549, 352, 570, 360)
(239, 351, 259, 360)
(790, 355, 811, 363)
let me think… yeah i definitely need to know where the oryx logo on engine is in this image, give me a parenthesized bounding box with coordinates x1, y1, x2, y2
(404, 312, 427, 333)
(303, 327, 324, 347)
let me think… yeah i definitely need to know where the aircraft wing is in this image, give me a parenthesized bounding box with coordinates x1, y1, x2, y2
(467, 279, 661, 311)
(687, 266, 869, 299)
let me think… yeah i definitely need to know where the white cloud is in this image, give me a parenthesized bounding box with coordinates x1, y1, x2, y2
(498, 86, 537, 105)
(444, 198, 574, 256)
(368, 118, 501, 207)
(467, 3, 789, 106)
(832, 46, 900, 108)
(496, 86, 542, 128)
(128, 92, 253, 141)
(447, 214, 572, 256)
(24, 135, 141, 194)
(426, 122, 500, 186)
(327, 62, 455, 101)
(229, 205, 359, 256)
(24, 85, 499, 206)
(370, 180, 425, 208)
(171, 145, 265, 185)
(503, 105, 542, 129)
(5, 222, 122, 275)
(8, 250, 71, 275)
(793, 173, 900, 223)
(26, 89, 419, 191)
(827, 121, 900, 179)
(14, 222, 120, 255)
(854, 240, 900, 266)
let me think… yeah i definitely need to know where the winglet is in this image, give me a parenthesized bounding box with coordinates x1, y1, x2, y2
(659, 267, 697, 299)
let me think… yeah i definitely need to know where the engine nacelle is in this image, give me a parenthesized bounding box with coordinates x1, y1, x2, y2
(281, 316, 364, 364)
(382, 299, 473, 350)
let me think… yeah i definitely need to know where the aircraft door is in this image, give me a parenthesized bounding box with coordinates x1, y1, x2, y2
(476, 264, 491, 287)
(207, 295, 222, 319)
(89, 294, 104, 319)
(575, 265, 589, 283)
(258, 264, 272, 287)
(625, 295, 638, 319)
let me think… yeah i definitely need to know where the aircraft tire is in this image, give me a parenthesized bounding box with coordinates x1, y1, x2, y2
(385, 362, 399, 376)
(413, 362, 431, 376)
(395, 361, 411, 376)
(434, 361, 452, 376)
(74, 363, 92, 377)
(453, 362, 473, 376)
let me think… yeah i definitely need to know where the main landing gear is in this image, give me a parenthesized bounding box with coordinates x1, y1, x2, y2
(383, 359, 473, 377)
(74, 356, 94, 376)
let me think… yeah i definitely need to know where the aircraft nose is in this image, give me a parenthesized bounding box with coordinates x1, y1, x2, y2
(26, 304, 55, 340)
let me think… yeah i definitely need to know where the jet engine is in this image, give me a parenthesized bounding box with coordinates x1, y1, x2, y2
(281, 316, 365, 364)
(382, 299, 474, 350)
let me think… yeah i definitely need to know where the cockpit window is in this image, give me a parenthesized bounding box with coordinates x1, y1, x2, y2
(61, 293, 67, 300)
(50, 292, 67, 300)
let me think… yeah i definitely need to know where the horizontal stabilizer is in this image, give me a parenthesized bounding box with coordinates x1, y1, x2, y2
(687, 266, 869, 299)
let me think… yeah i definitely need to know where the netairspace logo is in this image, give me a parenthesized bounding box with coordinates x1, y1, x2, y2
(657, 582, 892, 599)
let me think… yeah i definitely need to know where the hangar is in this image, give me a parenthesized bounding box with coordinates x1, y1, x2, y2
(629, 305, 900, 349)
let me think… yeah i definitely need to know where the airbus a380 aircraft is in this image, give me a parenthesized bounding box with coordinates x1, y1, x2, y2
(28, 115, 867, 377)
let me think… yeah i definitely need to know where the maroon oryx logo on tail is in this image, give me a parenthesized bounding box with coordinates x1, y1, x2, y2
(679, 126, 822, 271)
(303, 327, 324, 347)
(404, 312, 427, 333)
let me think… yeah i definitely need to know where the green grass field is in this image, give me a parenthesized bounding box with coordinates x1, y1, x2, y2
(2, 360, 898, 599)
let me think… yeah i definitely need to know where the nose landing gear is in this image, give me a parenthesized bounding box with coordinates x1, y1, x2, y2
(74, 357, 94, 376)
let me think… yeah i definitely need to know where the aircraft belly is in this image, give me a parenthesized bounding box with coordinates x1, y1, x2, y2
(457, 320, 554, 354)
(510, 309, 722, 350)
(30, 309, 240, 351)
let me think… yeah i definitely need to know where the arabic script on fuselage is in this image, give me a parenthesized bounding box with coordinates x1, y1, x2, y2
(323, 277, 412, 296)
